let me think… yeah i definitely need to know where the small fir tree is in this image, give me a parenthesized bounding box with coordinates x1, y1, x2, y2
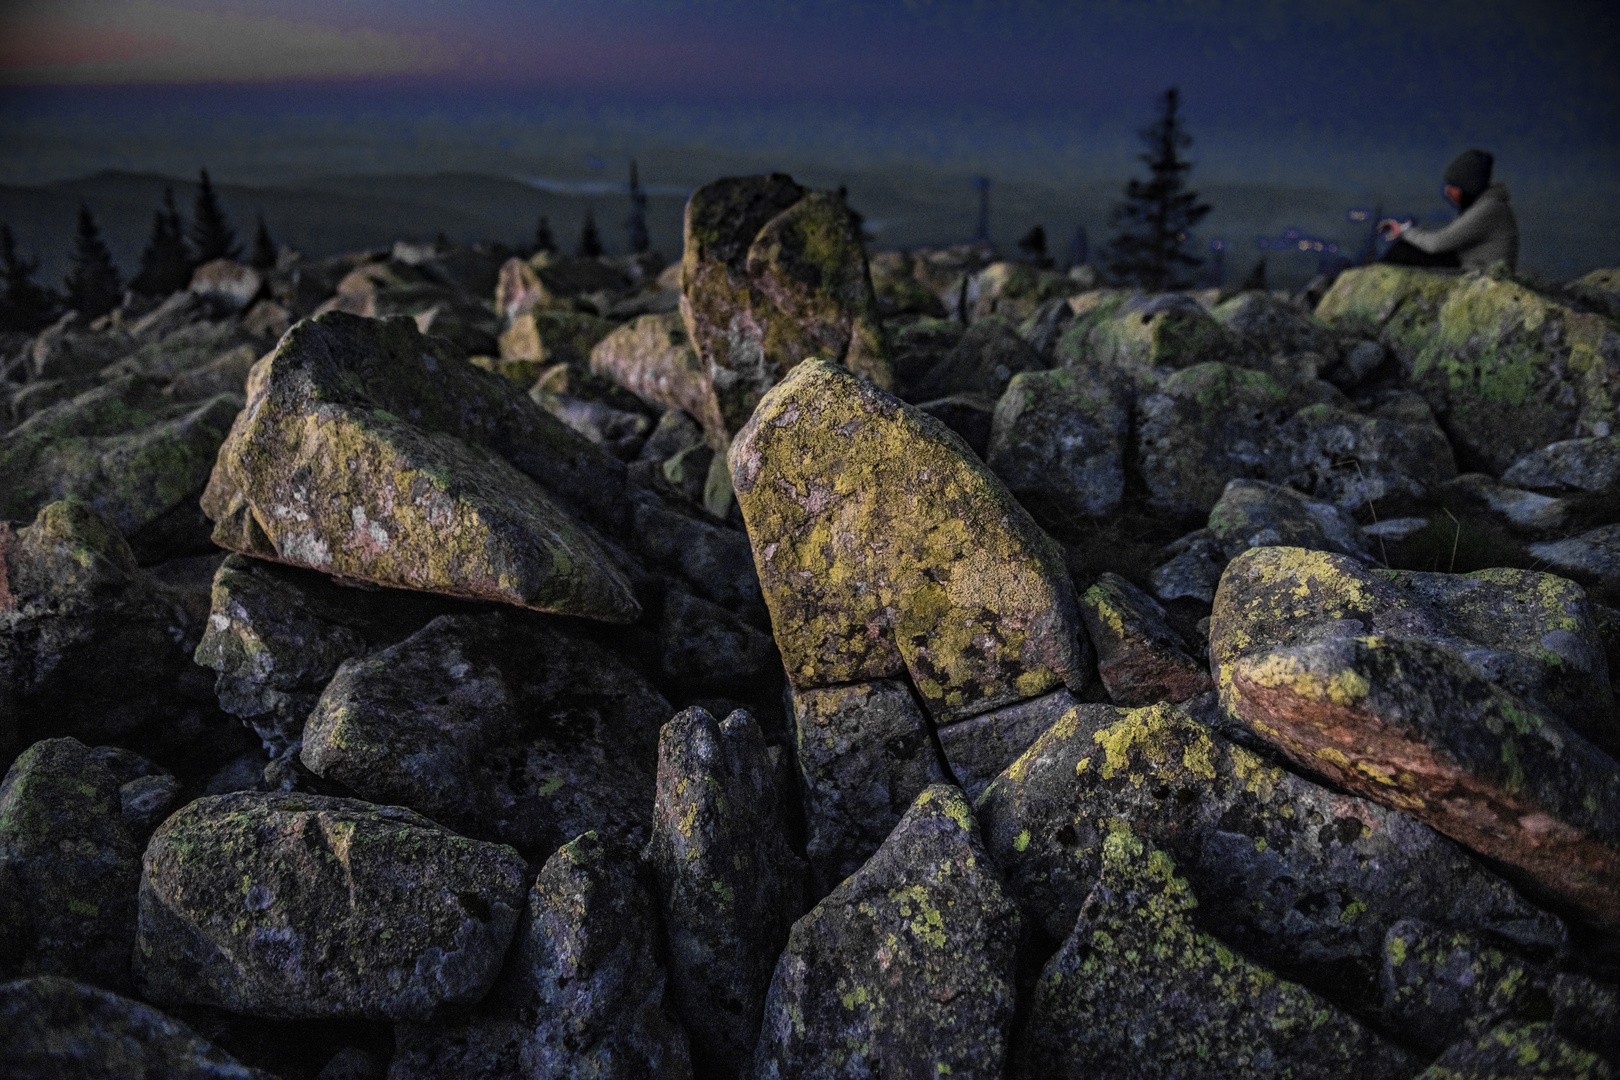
(63, 204, 122, 320)
(1240, 256, 1268, 293)
(0, 224, 59, 333)
(626, 160, 649, 255)
(577, 207, 603, 258)
(535, 215, 556, 254)
(250, 213, 277, 271)
(190, 168, 239, 264)
(1105, 87, 1211, 291)
(130, 187, 191, 296)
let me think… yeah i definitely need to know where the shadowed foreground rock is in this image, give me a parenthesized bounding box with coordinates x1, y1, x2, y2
(391, 831, 692, 1080)
(729, 357, 1089, 721)
(0, 737, 140, 993)
(753, 785, 1021, 1080)
(135, 791, 527, 1021)
(1077, 571, 1211, 705)
(1, 975, 277, 1080)
(976, 701, 1563, 1014)
(644, 707, 807, 1078)
(1013, 830, 1416, 1079)
(1417, 1023, 1612, 1080)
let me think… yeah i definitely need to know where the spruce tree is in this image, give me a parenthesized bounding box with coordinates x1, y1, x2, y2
(577, 207, 603, 258)
(535, 215, 556, 254)
(190, 168, 239, 264)
(130, 187, 191, 296)
(63, 204, 122, 320)
(250, 213, 277, 271)
(1104, 87, 1211, 291)
(0, 224, 59, 333)
(626, 160, 649, 254)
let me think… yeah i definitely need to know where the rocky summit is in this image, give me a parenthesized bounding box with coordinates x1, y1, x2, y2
(1, 184, 1618, 1079)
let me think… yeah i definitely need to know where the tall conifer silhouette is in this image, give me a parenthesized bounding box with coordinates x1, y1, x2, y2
(131, 187, 191, 296)
(190, 168, 239, 264)
(64, 204, 122, 320)
(0, 224, 59, 332)
(1105, 88, 1211, 290)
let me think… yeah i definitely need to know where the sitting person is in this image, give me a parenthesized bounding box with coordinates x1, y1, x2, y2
(1378, 149, 1519, 271)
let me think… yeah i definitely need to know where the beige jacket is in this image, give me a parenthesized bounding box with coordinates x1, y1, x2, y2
(1403, 182, 1519, 271)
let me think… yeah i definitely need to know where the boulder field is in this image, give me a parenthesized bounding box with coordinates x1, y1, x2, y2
(2, 174, 1619, 1078)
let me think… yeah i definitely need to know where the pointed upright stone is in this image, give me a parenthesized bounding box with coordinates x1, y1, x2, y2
(729, 358, 1089, 722)
(753, 785, 1021, 1080)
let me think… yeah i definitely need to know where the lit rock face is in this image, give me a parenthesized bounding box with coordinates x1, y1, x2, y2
(1212, 545, 1620, 927)
(201, 310, 640, 622)
(729, 358, 1089, 723)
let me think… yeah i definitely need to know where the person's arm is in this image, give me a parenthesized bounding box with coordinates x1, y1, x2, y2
(1401, 202, 1494, 255)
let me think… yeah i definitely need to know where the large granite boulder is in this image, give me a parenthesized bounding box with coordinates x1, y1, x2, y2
(0, 738, 141, 992)
(1212, 546, 1620, 928)
(753, 785, 1021, 1079)
(589, 311, 710, 421)
(1274, 391, 1459, 514)
(200, 311, 639, 621)
(643, 708, 807, 1077)
(135, 791, 528, 1020)
(1316, 265, 1620, 473)
(1135, 362, 1344, 518)
(1012, 830, 1416, 1079)
(907, 315, 1043, 402)
(729, 358, 1089, 721)
(679, 175, 892, 444)
(1059, 291, 1236, 373)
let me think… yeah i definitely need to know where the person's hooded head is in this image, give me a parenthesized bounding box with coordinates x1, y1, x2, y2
(1443, 149, 1494, 211)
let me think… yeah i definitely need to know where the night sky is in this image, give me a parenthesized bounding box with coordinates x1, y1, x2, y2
(1, 1, 1616, 277)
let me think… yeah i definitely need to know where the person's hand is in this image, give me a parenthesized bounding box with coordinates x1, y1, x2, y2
(1378, 218, 1412, 241)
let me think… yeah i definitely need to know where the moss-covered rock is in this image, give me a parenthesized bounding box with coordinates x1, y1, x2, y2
(301, 610, 668, 859)
(1316, 265, 1620, 473)
(0, 373, 241, 546)
(1418, 1022, 1612, 1080)
(0, 738, 140, 992)
(495, 307, 615, 372)
(1214, 289, 1340, 364)
(753, 785, 1021, 1080)
(907, 315, 1043, 402)
(729, 358, 1090, 721)
(0, 975, 278, 1079)
(986, 366, 1130, 520)
(887, 316, 965, 391)
(2, 498, 221, 749)
(1505, 435, 1620, 495)
(200, 311, 640, 621)
(589, 311, 712, 423)
(1135, 361, 1344, 518)
(1529, 524, 1620, 605)
(1078, 572, 1212, 705)
(1012, 830, 1416, 1079)
(1206, 478, 1370, 561)
(1079, 291, 1240, 373)
(654, 587, 781, 699)
(644, 707, 807, 1077)
(1274, 391, 1459, 513)
(392, 831, 693, 1080)
(1222, 628, 1620, 928)
(964, 260, 1083, 323)
(679, 176, 895, 445)
(135, 790, 528, 1020)
(1210, 547, 1618, 753)
(747, 191, 893, 389)
(1380, 916, 1619, 1062)
(791, 679, 946, 893)
(976, 701, 1564, 1011)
